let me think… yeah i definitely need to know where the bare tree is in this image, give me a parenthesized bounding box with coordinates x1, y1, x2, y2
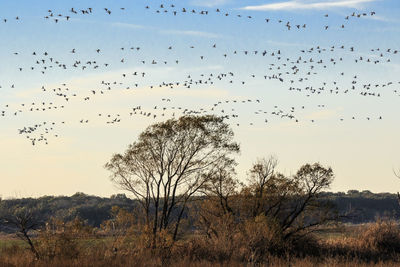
(248, 156, 278, 217)
(105, 115, 239, 244)
(197, 165, 240, 239)
(281, 163, 335, 239)
(101, 206, 135, 256)
(245, 161, 337, 240)
(395, 168, 400, 179)
(201, 161, 240, 214)
(1, 208, 40, 259)
(394, 168, 400, 206)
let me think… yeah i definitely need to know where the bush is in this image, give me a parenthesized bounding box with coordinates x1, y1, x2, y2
(239, 215, 285, 262)
(37, 217, 94, 260)
(359, 219, 400, 254)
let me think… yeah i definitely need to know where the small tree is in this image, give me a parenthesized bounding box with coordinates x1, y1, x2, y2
(101, 206, 136, 255)
(394, 168, 400, 206)
(281, 163, 336, 239)
(244, 160, 337, 240)
(201, 163, 240, 215)
(247, 156, 278, 217)
(1, 208, 41, 259)
(197, 166, 240, 240)
(37, 217, 94, 260)
(105, 115, 239, 244)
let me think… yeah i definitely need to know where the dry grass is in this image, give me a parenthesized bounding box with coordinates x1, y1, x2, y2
(0, 250, 399, 267)
(1, 220, 400, 266)
(321, 220, 400, 261)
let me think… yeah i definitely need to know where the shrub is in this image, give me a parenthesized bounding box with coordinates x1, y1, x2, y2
(359, 219, 400, 254)
(37, 217, 94, 260)
(239, 215, 285, 262)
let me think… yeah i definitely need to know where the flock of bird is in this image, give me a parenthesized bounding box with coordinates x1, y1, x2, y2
(0, 3, 398, 146)
(2, 4, 377, 32)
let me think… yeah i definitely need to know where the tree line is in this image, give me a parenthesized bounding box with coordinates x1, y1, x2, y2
(0, 190, 397, 230)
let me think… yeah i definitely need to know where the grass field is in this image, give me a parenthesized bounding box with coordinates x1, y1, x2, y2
(0, 222, 399, 266)
(313, 223, 363, 239)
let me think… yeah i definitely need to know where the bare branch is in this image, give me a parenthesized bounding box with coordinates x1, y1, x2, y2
(105, 115, 239, 244)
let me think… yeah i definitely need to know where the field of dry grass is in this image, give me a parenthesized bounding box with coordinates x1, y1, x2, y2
(0, 251, 399, 267)
(0, 221, 400, 266)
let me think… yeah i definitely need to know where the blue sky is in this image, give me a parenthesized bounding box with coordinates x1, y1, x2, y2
(0, 0, 399, 198)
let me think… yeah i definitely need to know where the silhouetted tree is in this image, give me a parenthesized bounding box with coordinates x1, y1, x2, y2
(201, 162, 239, 215)
(244, 160, 337, 240)
(105, 115, 239, 244)
(247, 156, 278, 217)
(197, 165, 240, 240)
(1, 208, 40, 259)
(394, 168, 400, 206)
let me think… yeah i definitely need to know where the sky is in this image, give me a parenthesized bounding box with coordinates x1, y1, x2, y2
(0, 0, 399, 198)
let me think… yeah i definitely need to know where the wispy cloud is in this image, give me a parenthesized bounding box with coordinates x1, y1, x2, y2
(191, 0, 232, 7)
(266, 40, 310, 47)
(241, 0, 377, 11)
(111, 22, 146, 29)
(110, 22, 226, 40)
(159, 29, 223, 38)
(359, 14, 397, 23)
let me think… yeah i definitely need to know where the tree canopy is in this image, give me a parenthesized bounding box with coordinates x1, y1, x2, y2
(105, 115, 240, 242)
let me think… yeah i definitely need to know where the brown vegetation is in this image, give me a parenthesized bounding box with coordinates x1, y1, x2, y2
(1, 176, 399, 266)
(1, 221, 400, 267)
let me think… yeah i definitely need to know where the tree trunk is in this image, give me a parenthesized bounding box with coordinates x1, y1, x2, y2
(21, 230, 40, 260)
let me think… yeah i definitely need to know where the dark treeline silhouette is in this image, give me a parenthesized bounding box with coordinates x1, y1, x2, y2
(0, 193, 138, 229)
(0, 190, 398, 231)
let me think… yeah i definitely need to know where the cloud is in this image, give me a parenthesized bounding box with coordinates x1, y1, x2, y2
(159, 29, 223, 38)
(241, 0, 377, 11)
(64, 19, 222, 38)
(266, 40, 310, 47)
(111, 22, 146, 29)
(359, 14, 396, 23)
(191, 0, 232, 7)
